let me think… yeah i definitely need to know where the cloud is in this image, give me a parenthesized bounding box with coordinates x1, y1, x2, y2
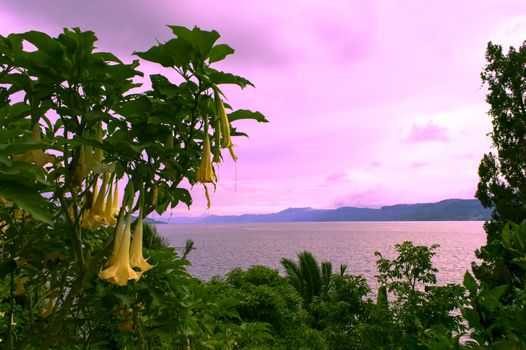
(333, 185, 397, 208)
(406, 121, 449, 143)
(325, 172, 349, 183)
(410, 161, 429, 168)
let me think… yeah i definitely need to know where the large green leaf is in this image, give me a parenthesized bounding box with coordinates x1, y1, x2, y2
(0, 156, 11, 166)
(0, 142, 54, 156)
(163, 38, 193, 67)
(134, 45, 175, 68)
(209, 44, 235, 64)
(463, 272, 477, 293)
(229, 109, 269, 123)
(208, 68, 254, 88)
(0, 180, 52, 224)
(115, 95, 152, 121)
(171, 187, 192, 208)
(92, 51, 123, 64)
(2, 102, 31, 124)
(21, 31, 64, 60)
(0, 161, 50, 187)
(484, 284, 508, 312)
(150, 74, 180, 98)
(0, 73, 32, 93)
(85, 111, 112, 122)
(169, 26, 220, 59)
(512, 257, 526, 271)
(168, 25, 193, 43)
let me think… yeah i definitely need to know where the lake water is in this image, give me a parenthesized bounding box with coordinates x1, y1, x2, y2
(156, 221, 486, 290)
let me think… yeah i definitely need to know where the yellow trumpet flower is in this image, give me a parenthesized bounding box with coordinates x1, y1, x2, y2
(129, 213, 153, 273)
(81, 175, 112, 230)
(81, 181, 100, 230)
(151, 185, 158, 208)
(15, 124, 54, 167)
(0, 195, 12, 206)
(40, 298, 54, 318)
(215, 92, 232, 149)
(228, 145, 238, 162)
(13, 276, 29, 296)
(87, 123, 103, 170)
(106, 209, 125, 267)
(72, 146, 89, 186)
(99, 210, 141, 286)
(166, 133, 174, 149)
(80, 211, 99, 230)
(162, 133, 178, 174)
(203, 184, 211, 209)
(196, 126, 216, 209)
(92, 173, 110, 217)
(195, 133, 215, 184)
(212, 119, 222, 163)
(103, 182, 117, 226)
(214, 92, 238, 162)
(112, 184, 119, 217)
(0, 220, 8, 233)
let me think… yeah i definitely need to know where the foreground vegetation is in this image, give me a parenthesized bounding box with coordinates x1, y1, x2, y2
(0, 25, 525, 349)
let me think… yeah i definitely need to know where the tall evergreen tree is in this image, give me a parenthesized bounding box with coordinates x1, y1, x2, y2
(475, 41, 526, 288)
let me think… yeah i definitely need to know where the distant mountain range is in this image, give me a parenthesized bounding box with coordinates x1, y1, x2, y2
(161, 199, 492, 224)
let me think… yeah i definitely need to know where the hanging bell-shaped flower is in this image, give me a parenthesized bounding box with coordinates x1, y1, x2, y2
(92, 173, 110, 218)
(112, 184, 119, 217)
(13, 276, 29, 296)
(195, 131, 216, 184)
(72, 146, 89, 186)
(228, 145, 238, 162)
(129, 211, 153, 273)
(40, 298, 55, 318)
(214, 91, 232, 149)
(212, 119, 222, 163)
(106, 209, 125, 267)
(87, 123, 103, 170)
(16, 124, 54, 167)
(99, 210, 141, 286)
(151, 185, 158, 209)
(81, 180, 102, 230)
(103, 180, 117, 226)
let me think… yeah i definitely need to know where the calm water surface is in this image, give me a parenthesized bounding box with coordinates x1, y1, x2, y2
(156, 222, 485, 289)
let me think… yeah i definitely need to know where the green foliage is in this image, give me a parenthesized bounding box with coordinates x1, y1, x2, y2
(375, 241, 439, 294)
(463, 221, 526, 348)
(280, 251, 345, 305)
(208, 265, 328, 349)
(475, 41, 526, 289)
(372, 242, 466, 349)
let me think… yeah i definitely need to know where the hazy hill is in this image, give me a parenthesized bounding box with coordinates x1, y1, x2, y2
(172, 199, 491, 224)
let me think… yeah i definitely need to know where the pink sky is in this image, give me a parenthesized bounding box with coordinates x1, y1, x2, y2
(2, 1, 526, 216)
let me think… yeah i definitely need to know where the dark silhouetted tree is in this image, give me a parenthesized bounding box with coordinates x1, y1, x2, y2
(475, 41, 526, 288)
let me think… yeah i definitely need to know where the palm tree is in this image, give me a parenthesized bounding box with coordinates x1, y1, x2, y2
(280, 251, 337, 304)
